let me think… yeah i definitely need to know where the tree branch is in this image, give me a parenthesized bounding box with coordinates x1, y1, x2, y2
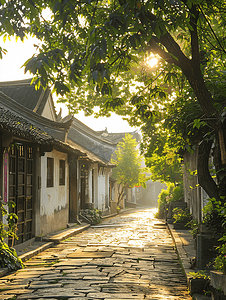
(148, 37, 181, 67)
(190, 4, 200, 63)
(198, 5, 226, 54)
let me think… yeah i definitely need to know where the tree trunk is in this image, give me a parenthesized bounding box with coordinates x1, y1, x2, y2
(182, 64, 226, 167)
(197, 140, 219, 200)
(117, 186, 125, 206)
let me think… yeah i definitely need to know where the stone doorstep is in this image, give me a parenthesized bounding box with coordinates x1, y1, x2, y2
(19, 242, 54, 262)
(47, 224, 91, 244)
(102, 212, 118, 219)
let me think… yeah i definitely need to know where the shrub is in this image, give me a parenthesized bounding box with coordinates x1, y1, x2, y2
(172, 207, 192, 224)
(86, 208, 102, 225)
(157, 183, 175, 218)
(0, 199, 24, 270)
(202, 197, 226, 234)
(187, 219, 201, 237)
(214, 243, 226, 275)
(189, 270, 210, 280)
(0, 243, 23, 270)
(170, 185, 184, 202)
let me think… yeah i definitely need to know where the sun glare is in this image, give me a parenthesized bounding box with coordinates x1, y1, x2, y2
(147, 57, 158, 68)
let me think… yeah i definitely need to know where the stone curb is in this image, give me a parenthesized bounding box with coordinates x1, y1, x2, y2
(102, 213, 117, 219)
(167, 223, 191, 281)
(18, 242, 54, 262)
(47, 224, 91, 244)
(167, 223, 210, 300)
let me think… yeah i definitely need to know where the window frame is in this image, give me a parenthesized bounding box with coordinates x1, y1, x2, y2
(59, 160, 65, 186)
(47, 157, 54, 187)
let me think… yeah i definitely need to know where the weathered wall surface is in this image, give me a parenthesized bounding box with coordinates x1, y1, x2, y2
(98, 168, 106, 211)
(40, 150, 69, 235)
(183, 148, 209, 222)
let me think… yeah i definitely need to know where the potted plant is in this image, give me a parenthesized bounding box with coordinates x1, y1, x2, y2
(210, 242, 226, 296)
(172, 207, 192, 229)
(188, 270, 210, 295)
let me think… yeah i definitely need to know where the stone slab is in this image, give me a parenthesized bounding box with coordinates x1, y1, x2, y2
(48, 224, 91, 244)
(17, 288, 86, 299)
(87, 292, 145, 298)
(19, 242, 54, 262)
(67, 250, 114, 258)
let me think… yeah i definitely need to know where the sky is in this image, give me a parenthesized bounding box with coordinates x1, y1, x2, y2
(0, 36, 136, 133)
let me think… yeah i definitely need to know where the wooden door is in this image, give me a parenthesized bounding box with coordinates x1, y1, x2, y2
(9, 144, 34, 245)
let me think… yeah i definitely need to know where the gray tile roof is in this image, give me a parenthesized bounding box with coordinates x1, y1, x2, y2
(96, 129, 140, 143)
(0, 93, 85, 156)
(67, 117, 118, 164)
(0, 91, 71, 142)
(0, 105, 53, 144)
(0, 78, 54, 116)
(67, 140, 115, 167)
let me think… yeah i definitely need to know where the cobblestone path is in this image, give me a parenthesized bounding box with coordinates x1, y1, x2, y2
(0, 208, 192, 299)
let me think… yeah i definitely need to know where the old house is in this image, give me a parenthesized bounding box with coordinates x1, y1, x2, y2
(0, 79, 120, 241)
(0, 90, 86, 244)
(0, 80, 89, 243)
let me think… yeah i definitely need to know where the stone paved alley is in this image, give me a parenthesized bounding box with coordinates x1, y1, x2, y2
(0, 208, 192, 299)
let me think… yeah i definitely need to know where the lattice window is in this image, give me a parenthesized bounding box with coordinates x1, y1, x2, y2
(47, 157, 54, 187)
(59, 160, 65, 186)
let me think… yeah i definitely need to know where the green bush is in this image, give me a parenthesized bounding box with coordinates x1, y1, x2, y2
(172, 207, 192, 223)
(0, 243, 23, 270)
(157, 183, 175, 218)
(87, 208, 102, 225)
(188, 270, 210, 280)
(214, 243, 226, 275)
(169, 185, 184, 202)
(0, 200, 24, 270)
(202, 197, 226, 233)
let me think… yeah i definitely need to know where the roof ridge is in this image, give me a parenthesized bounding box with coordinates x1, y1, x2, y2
(71, 117, 118, 147)
(0, 91, 73, 129)
(0, 78, 32, 86)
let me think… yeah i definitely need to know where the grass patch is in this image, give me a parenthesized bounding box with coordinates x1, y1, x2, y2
(0, 287, 10, 292)
(48, 279, 59, 284)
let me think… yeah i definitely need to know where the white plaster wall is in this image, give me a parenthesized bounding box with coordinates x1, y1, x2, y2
(40, 149, 69, 235)
(98, 169, 105, 211)
(93, 164, 99, 209)
(88, 166, 93, 204)
(105, 169, 110, 209)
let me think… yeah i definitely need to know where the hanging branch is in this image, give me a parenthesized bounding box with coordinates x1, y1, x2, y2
(198, 5, 226, 55)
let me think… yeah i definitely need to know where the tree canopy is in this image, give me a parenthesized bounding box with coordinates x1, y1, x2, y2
(1, 0, 226, 200)
(111, 133, 149, 205)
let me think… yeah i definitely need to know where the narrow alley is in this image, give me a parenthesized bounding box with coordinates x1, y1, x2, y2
(0, 208, 192, 299)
